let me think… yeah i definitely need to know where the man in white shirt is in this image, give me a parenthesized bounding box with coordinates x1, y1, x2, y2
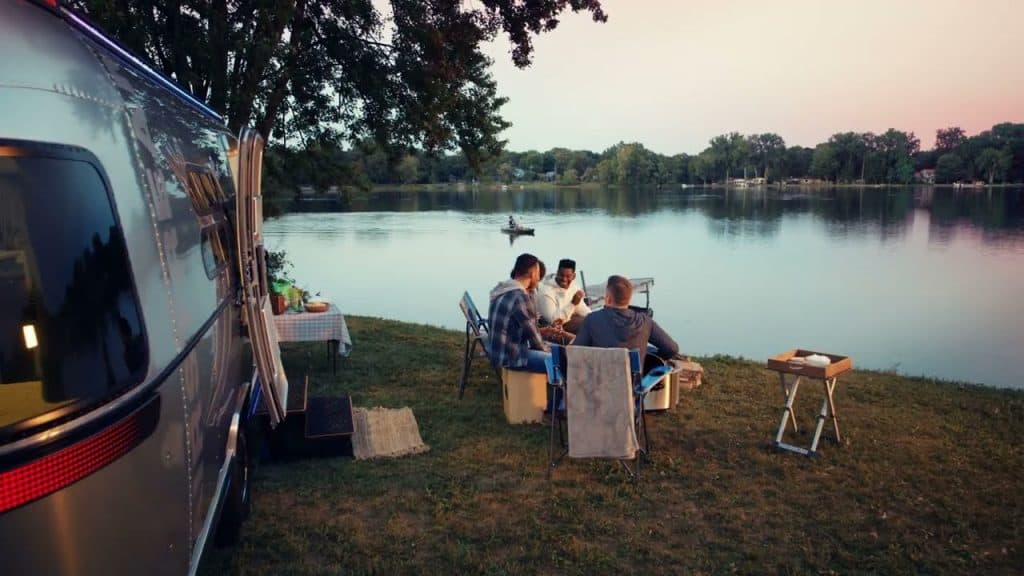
(537, 258, 592, 334)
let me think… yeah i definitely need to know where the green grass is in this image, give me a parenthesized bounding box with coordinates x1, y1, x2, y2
(201, 316, 1024, 575)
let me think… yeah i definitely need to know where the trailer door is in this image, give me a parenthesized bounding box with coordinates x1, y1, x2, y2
(235, 128, 288, 426)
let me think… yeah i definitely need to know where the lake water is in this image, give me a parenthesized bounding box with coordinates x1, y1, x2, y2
(264, 186, 1024, 389)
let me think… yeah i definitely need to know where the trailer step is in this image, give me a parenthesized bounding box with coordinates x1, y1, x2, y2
(305, 396, 354, 439)
(254, 374, 308, 415)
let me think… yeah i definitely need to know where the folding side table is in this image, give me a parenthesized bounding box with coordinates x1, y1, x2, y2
(766, 349, 852, 457)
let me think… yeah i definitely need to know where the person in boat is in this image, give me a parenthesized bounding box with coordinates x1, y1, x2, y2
(487, 253, 550, 374)
(508, 215, 517, 229)
(537, 258, 591, 334)
(571, 275, 679, 359)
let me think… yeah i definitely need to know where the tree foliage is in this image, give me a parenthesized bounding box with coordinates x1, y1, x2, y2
(935, 127, 967, 153)
(935, 153, 965, 184)
(974, 148, 1012, 184)
(810, 144, 839, 182)
(70, 0, 607, 167)
(748, 133, 786, 181)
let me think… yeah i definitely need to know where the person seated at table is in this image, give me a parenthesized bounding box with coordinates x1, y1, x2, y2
(529, 261, 571, 345)
(571, 275, 679, 359)
(530, 259, 546, 311)
(537, 258, 591, 335)
(488, 253, 550, 374)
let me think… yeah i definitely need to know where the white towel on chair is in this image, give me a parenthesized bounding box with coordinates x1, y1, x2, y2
(566, 346, 638, 460)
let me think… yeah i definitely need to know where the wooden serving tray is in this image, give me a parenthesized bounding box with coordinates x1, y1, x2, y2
(767, 349, 852, 379)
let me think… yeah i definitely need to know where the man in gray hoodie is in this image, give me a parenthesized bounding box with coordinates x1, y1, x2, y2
(488, 253, 551, 374)
(571, 275, 679, 358)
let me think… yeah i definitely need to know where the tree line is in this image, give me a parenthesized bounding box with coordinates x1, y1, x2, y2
(67, 3, 1020, 193)
(264, 122, 1024, 195)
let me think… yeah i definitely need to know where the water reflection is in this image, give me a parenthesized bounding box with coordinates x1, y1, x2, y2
(288, 186, 1024, 244)
(266, 186, 1024, 388)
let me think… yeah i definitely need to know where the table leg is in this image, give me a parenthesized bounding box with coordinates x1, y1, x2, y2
(809, 377, 839, 453)
(826, 377, 841, 443)
(328, 339, 339, 374)
(775, 375, 801, 445)
(779, 373, 799, 433)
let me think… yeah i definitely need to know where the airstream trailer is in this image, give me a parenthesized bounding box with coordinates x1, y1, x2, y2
(0, 1, 292, 573)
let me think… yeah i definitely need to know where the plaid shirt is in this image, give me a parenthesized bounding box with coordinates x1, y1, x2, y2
(487, 283, 546, 370)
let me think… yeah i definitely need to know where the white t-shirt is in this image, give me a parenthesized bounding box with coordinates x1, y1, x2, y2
(537, 278, 591, 325)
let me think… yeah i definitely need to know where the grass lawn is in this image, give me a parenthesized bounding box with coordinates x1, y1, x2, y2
(201, 316, 1023, 575)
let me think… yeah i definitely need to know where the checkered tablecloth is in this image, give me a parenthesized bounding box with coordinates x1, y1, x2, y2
(272, 303, 353, 356)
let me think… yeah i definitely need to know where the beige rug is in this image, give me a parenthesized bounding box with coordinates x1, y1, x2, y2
(352, 407, 430, 460)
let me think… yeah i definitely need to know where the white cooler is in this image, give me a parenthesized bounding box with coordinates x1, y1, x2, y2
(643, 372, 672, 411)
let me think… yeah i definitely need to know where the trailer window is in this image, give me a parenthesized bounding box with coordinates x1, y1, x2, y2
(200, 222, 230, 280)
(0, 148, 147, 440)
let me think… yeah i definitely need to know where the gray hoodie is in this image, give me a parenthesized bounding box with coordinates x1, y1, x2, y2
(571, 307, 679, 358)
(489, 279, 524, 301)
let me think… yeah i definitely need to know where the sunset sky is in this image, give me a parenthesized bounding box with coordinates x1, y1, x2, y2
(482, 0, 1024, 154)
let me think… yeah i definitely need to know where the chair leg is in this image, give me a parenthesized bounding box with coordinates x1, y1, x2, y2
(626, 402, 649, 483)
(560, 392, 567, 448)
(641, 410, 651, 455)
(457, 324, 473, 399)
(548, 396, 557, 478)
(548, 384, 567, 479)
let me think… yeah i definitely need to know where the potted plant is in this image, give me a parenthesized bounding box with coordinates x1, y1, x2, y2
(266, 249, 293, 315)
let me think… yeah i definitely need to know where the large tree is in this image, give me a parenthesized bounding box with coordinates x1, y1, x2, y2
(974, 147, 1012, 184)
(71, 0, 607, 166)
(935, 126, 967, 154)
(747, 133, 786, 182)
(876, 129, 920, 184)
(934, 153, 965, 184)
(782, 146, 813, 179)
(708, 132, 748, 182)
(827, 132, 861, 182)
(809, 143, 838, 182)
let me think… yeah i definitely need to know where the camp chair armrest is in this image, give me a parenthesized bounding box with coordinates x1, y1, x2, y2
(636, 365, 672, 395)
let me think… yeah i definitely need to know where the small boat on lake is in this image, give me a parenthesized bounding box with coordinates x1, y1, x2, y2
(502, 216, 534, 235)
(501, 225, 535, 235)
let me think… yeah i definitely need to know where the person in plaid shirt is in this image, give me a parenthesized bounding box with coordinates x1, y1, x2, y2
(488, 253, 550, 374)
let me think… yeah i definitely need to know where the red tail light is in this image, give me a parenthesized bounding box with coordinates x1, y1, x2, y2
(0, 411, 143, 514)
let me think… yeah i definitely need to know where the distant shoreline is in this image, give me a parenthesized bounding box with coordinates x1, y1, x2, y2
(363, 181, 1024, 193)
(262, 181, 1021, 213)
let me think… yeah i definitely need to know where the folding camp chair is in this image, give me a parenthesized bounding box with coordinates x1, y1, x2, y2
(546, 345, 671, 480)
(630, 349, 672, 460)
(546, 344, 567, 474)
(457, 291, 502, 398)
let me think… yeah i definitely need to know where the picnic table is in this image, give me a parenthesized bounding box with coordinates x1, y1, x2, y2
(272, 303, 353, 373)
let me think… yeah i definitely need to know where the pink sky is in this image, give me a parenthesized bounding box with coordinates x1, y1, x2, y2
(483, 0, 1024, 154)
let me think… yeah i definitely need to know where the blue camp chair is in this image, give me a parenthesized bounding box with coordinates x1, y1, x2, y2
(630, 349, 672, 459)
(545, 344, 567, 474)
(457, 291, 501, 398)
(546, 345, 672, 480)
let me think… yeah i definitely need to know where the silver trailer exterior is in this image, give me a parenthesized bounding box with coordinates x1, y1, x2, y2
(0, 1, 283, 573)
